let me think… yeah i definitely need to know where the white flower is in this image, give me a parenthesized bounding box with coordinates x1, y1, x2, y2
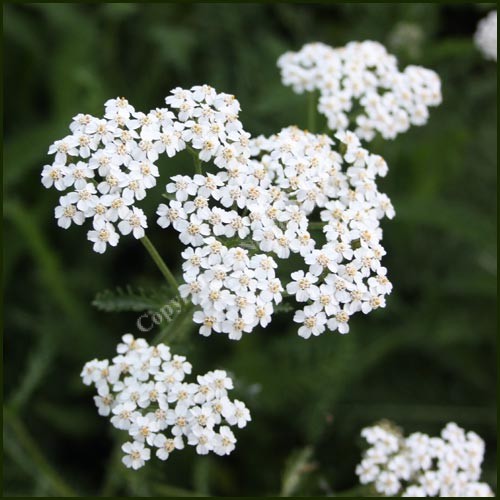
(48, 136, 78, 163)
(94, 384, 114, 416)
(188, 426, 215, 455)
(87, 222, 119, 254)
(54, 195, 85, 229)
(121, 441, 151, 470)
(111, 402, 139, 430)
(193, 309, 222, 337)
(222, 399, 251, 428)
(475, 11, 497, 61)
(213, 426, 236, 455)
(166, 175, 198, 202)
(327, 307, 351, 334)
(41, 163, 68, 190)
(294, 303, 327, 339)
(176, 215, 210, 246)
(117, 333, 148, 354)
(190, 405, 216, 429)
(287, 271, 319, 302)
(105, 97, 135, 120)
(118, 207, 148, 239)
(128, 416, 159, 446)
(154, 434, 184, 461)
(156, 200, 187, 229)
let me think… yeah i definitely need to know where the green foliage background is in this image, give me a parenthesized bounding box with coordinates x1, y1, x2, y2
(3, 3, 497, 497)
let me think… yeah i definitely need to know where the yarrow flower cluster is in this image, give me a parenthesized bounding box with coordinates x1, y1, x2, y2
(81, 334, 250, 469)
(41, 97, 166, 252)
(42, 83, 396, 340)
(278, 41, 442, 141)
(42, 85, 248, 253)
(356, 422, 494, 497)
(475, 11, 497, 62)
(40, 84, 395, 341)
(160, 122, 394, 340)
(156, 86, 285, 340)
(251, 128, 394, 338)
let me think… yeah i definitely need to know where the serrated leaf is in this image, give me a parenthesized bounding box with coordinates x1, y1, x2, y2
(92, 285, 174, 313)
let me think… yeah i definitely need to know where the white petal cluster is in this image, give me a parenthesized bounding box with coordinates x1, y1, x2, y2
(42, 98, 168, 252)
(43, 85, 395, 340)
(475, 11, 497, 62)
(161, 124, 393, 340)
(42, 85, 249, 253)
(277, 41, 442, 141)
(81, 334, 251, 469)
(252, 128, 394, 338)
(356, 422, 494, 497)
(157, 86, 283, 340)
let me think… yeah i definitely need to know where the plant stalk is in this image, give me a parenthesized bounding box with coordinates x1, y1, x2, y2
(140, 235, 179, 291)
(187, 145, 203, 175)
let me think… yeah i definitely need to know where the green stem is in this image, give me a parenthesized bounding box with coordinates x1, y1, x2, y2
(4, 407, 77, 497)
(194, 156, 202, 175)
(140, 235, 179, 291)
(307, 91, 317, 133)
(187, 145, 203, 175)
(153, 302, 195, 345)
(308, 221, 325, 230)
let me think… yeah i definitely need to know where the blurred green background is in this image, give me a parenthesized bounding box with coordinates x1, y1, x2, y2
(3, 3, 497, 497)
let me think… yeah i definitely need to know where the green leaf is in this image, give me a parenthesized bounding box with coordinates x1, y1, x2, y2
(92, 285, 175, 313)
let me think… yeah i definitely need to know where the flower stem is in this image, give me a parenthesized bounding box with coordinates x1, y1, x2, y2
(307, 91, 317, 133)
(187, 145, 203, 175)
(308, 221, 325, 230)
(153, 301, 195, 345)
(140, 235, 179, 291)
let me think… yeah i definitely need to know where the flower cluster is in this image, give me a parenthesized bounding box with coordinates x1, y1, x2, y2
(475, 11, 497, 62)
(81, 334, 251, 469)
(42, 98, 165, 252)
(160, 125, 393, 339)
(277, 41, 442, 141)
(157, 87, 284, 340)
(42, 85, 250, 253)
(251, 128, 394, 338)
(356, 422, 494, 497)
(43, 86, 395, 340)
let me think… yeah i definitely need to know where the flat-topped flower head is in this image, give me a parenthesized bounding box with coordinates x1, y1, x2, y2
(42, 85, 251, 253)
(43, 98, 162, 252)
(44, 86, 394, 341)
(277, 41, 442, 140)
(356, 421, 494, 497)
(162, 124, 393, 340)
(81, 335, 251, 469)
